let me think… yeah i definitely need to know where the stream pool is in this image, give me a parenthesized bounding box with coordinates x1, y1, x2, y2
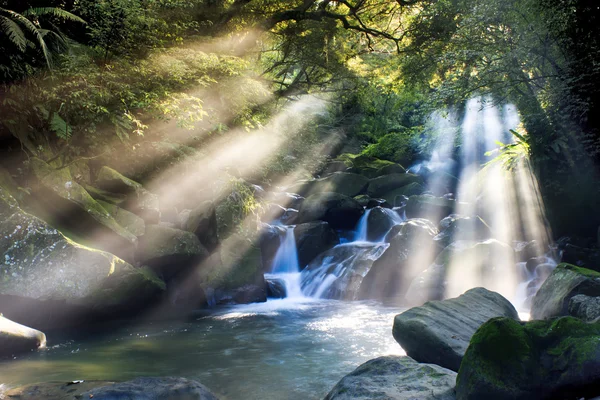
(0, 299, 405, 399)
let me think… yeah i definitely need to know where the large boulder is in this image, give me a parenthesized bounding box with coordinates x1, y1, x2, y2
(367, 173, 423, 197)
(325, 356, 456, 400)
(358, 218, 441, 302)
(297, 192, 364, 230)
(433, 214, 492, 247)
(393, 287, 519, 372)
(294, 221, 339, 268)
(0, 188, 166, 329)
(300, 242, 388, 300)
(531, 263, 600, 320)
(380, 182, 425, 206)
(0, 314, 46, 357)
(259, 224, 286, 271)
(288, 172, 369, 198)
(456, 317, 600, 400)
(405, 195, 455, 222)
(569, 294, 600, 322)
(136, 224, 209, 280)
(96, 166, 161, 223)
(405, 239, 515, 305)
(97, 200, 145, 237)
(81, 377, 219, 400)
(359, 207, 402, 242)
(179, 201, 219, 252)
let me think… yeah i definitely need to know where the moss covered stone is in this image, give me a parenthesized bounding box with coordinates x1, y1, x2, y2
(97, 200, 145, 237)
(531, 263, 600, 320)
(367, 173, 423, 197)
(456, 316, 600, 400)
(287, 172, 369, 198)
(30, 158, 137, 244)
(380, 182, 426, 206)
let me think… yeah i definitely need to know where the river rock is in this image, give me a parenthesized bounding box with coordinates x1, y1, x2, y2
(405, 239, 515, 305)
(433, 214, 492, 247)
(294, 221, 339, 268)
(321, 160, 349, 176)
(260, 224, 285, 271)
(0, 188, 166, 329)
(380, 182, 425, 206)
(359, 218, 440, 302)
(301, 242, 388, 300)
(266, 277, 287, 298)
(81, 377, 219, 400)
(569, 294, 600, 322)
(325, 356, 456, 400)
(136, 224, 209, 280)
(367, 173, 423, 197)
(531, 263, 600, 320)
(456, 317, 600, 400)
(405, 195, 455, 221)
(95, 166, 161, 223)
(288, 172, 369, 198)
(297, 192, 364, 230)
(179, 201, 219, 252)
(361, 207, 402, 242)
(393, 287, 519, 372)
(0, 314, 46, 357)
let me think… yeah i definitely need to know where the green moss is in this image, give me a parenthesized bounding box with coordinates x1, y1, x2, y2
(96, 166, 142, 192)
(559, 263, 600, 278)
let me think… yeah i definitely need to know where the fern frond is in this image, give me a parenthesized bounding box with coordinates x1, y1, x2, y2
(0, 15, 26, 51)
(22, 7, 86, 24)
(2, 8, 52, 67)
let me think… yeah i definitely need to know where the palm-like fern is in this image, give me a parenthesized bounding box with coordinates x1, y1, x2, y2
(0, 6, 85, 67)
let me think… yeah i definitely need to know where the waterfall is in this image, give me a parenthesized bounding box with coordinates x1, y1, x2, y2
(354, 207, 404, 243)
(269, 226, 304, 298)
(353, 209, 372, 242)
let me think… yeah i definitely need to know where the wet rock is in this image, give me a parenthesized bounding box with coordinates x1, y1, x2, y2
(325, 356, 456, 400)
(266, 277, 287, 298)
(0, 188, 165, 328)
(179, 201, 219, 252)
(433, 214, 492, 247)
(359, 218, 440, 302)
(366, 173, 423, 197)
(81, 377, 219, 400)
(216, 283, 267, 305)
(531, 263, 600, 320)
(405, 239, 514, 305)
(136, 224, 209, 280)
(2, 380, 116, 399)
(393, 287, 519, 372)
(217, 240, 265, 291)
(569, 294, 600, 322)
(405, 194, 455, 221)
(353, 195, 391, 209)
(0, 314, 46, 357)
(301, 243, 388, 300)
(294, 221, 339, 268)
(320, 160, 349, 176)
(97, 200, 145, 237)
(288, 172, 369, 198)
(363, 207, 401, 242)
(514, 240, 545, 262)
(456, 317, 600, 400)
(376, 163, 406, 176)
(260, 224, 286, 271)
(297, 192, 364, 230)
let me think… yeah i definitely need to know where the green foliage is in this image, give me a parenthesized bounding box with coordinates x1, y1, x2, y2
(360, 127, 423, 165)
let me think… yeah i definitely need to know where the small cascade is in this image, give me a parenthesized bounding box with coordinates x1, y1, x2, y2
(353, 208, 372, 242)
(269, 226, 304, 299)
(353, 207, 404, 243)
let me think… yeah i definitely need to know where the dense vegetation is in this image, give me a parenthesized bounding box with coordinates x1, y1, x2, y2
(0, 0, 599, 237)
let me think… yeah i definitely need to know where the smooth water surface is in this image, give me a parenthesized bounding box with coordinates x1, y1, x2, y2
(0, 299, 405, 399)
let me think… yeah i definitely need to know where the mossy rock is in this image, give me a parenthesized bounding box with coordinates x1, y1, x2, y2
(367, 173, 423, 197)
(405, 195, 455, 221)
(380, 182, 426, 206)
(0, 192, 165, 319)
(218, 240, 264, 290)
(30, 158, 136, 244)
(531, 263, 600, 320)
(287, 172, 369, 198)
(297, 192, 364, 230)
(294, 221, 339, 268)
(179, 201, 219, 252)
(83, 184, 127, 205)
(456, 316, 600, 400)
(325, 356, 457, 400)
(96, 166, 143, 193)
(392, 288, 519, 372)
(97, 200, 145, 237)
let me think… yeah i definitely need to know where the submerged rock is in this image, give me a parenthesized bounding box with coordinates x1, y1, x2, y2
(297, 192, 364, 230)
(393, 287, 519, 372)
(0, 314, 46, 357)
(325, 356, 456, 400)
(456, 317, 600, 400)
(294, 221, 339, 268)
(81, 377, 219, 400)
(531, 263, 600, 320)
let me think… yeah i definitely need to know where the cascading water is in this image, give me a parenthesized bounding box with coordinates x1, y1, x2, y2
(267, 226, 304, 298)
